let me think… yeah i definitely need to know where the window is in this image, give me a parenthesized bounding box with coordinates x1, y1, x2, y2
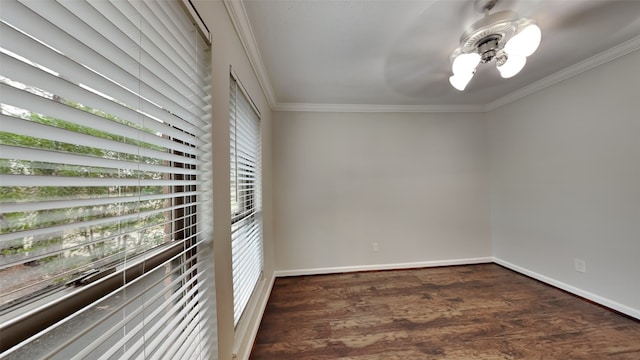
(229, 72, 262, 326)
(0, 0, 214, 358)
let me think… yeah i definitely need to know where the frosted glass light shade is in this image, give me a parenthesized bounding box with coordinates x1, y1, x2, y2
(497, 55, 526, 78)
(449, 72, 474, 91)
(505, 24, 541, 57)
(452, 53, 481, 75)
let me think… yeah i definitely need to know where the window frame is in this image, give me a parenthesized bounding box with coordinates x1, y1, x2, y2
(0, 0, 213, 355)
(229, 69, 263, 327)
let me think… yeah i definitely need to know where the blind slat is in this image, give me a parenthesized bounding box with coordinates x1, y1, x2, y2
(229, 75, 263, 326)
(61, 0, 207, 110)
(0, 0, 214, 357)
(0, 200, 201, 249)
(41, 240, 204, 359)
(14, 0, 207, 127)
(0, 145, 201, 179)
(0, 23, 204, 142)
(1, 113, 200, 165)
(0, 174, 198, 188)
(0, 52, 205, 148)
(1, 187, 198, 214)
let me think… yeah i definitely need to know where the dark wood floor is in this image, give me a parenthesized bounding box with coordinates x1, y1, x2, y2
(250, 264, 640, 359)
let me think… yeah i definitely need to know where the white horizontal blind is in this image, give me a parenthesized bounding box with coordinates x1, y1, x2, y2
(0, 0, 215, 358)
(229, 75, 262, 326)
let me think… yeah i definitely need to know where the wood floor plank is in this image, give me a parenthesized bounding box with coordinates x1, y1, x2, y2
(251, 264, 640, 359)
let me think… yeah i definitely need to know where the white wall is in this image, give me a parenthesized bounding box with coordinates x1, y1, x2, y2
(192, 1, 275, 359)
(488, 49, 640, 316)
(273, 111, 492, 272)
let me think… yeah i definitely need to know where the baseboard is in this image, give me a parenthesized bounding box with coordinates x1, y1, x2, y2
(494, 257, 640, 320)
(232, 272, 276, 360)
(276, 257, 640, 320)
(237, 257, 638, 359)
(274, 257, 494, 277)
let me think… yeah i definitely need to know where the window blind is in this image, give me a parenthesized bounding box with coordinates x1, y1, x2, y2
(229, 73, 262, 326)
(0, 0, 215, 358)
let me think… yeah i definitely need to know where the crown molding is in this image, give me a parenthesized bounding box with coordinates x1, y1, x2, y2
(223, 0, 278, 109)
(226, 1, 640, 114)
(487, 34, 640, 111)
(224, 0, 484, 114)
(274, 102, 487, 113)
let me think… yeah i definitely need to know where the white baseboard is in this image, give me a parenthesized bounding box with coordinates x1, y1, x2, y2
(236, 257, 638, 359)
(493, 257, 640, 320)
(274, 257, 494, 277)
(232, 272, 276, 360)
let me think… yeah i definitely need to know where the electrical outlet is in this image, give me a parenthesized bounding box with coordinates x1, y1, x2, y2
(372, 242, 380, 252)
(574, 258, 586, 273)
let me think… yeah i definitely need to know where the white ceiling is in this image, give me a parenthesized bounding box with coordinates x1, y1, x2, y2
(233, 0, 640, 111)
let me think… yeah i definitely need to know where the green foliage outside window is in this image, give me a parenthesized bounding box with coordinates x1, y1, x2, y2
(0, 98, 171, 306)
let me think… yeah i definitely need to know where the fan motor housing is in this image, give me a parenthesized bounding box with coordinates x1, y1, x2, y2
(477, 36, 502, 63)
(459, 10, 519, 54)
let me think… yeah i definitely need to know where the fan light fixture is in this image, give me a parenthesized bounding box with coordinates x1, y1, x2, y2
(449, 0, 541, 91)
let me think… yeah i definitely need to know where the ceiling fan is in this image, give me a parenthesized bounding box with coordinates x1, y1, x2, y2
(449, 0, 542, 91)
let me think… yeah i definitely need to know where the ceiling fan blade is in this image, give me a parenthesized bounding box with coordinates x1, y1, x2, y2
(384, 0, 464, 98)
(542, 0, 634, 32)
